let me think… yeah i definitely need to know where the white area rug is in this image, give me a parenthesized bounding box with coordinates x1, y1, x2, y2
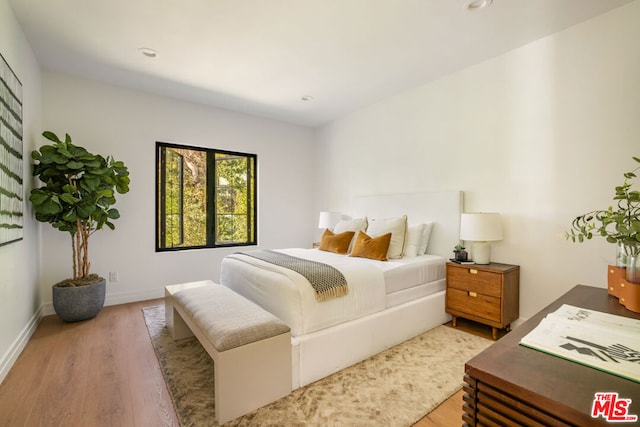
(143, 305, 492, 426)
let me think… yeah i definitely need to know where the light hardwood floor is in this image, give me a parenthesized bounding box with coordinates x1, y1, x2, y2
(0, 300, 495, 426)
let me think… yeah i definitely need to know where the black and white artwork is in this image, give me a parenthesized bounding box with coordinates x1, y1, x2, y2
(520, 304, 640, 383)
(0, 52, 23, 246)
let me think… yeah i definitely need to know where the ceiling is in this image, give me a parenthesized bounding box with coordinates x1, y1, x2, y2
(8, 0, 635, 127)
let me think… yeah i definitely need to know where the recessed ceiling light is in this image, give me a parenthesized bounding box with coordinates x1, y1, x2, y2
(464, 0, 493, 11)
(301, 95, 314, 101)
(138, 47, 158, 58)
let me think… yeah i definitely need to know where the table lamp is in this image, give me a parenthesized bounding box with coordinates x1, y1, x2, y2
(318, 211, 341, 230)
(460, 213, 503, 264)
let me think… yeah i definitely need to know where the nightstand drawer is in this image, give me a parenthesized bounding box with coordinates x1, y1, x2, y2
(446, 288, 501, 322)
(447, 267, 501, 297)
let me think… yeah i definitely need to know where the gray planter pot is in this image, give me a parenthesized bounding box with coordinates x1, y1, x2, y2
(52, 278, 106, 322)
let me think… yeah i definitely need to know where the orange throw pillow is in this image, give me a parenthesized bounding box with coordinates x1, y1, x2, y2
(319, 229, 355, 254)
(349, 231, 391, 261)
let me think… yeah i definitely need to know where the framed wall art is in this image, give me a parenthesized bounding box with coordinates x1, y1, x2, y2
(0, 52, 23, 246)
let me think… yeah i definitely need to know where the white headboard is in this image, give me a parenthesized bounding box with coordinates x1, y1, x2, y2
(349, 190, 463, 258)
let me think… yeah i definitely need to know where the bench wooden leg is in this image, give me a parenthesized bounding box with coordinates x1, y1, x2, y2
(165, 295, 195, 340)
(171, 305, 194, 340)
(165, 281, 211, 340)
(215, 332, 291, 424)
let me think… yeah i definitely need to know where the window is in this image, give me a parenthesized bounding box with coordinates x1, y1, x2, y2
(156, 141, 257, 251)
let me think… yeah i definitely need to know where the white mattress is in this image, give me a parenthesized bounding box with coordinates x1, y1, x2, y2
(220, 248, 446, 337)
(380, 254, 446, 294)
(385, 279, 446, 308)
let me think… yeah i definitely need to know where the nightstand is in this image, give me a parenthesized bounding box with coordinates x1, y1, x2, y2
(446, 261, 519, 340)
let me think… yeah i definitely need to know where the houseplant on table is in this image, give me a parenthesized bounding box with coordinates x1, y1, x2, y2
(564, 156, 640, 310)
(453, 245, 468, 262)
(29, 131, 130, 321)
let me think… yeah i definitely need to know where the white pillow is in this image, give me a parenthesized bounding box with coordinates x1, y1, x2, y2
(404, 223, 426, 257)
(418, 222, 434, 255)
(333, 217, 367, 234)
(366, 215, 407, 259)
(333, 217, 368, 252)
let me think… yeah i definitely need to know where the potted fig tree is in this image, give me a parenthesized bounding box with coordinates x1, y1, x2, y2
(29, 131, 130, 322)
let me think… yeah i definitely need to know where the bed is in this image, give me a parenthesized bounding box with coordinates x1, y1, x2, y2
(220, 190, 463, 389)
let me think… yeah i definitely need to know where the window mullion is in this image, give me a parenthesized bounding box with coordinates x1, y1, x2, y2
(158, 145, 167, 249)
(247, 158, 253, 243)
(206, 151, 216, 247)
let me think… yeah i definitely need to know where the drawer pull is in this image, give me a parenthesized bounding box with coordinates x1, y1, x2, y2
(469, 269, 478, 274)
(468, 291, 478, 297)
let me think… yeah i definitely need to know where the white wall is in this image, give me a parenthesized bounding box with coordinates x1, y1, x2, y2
(0, 2, 43, 382)
(40, 72, 315, 311)
(314, 1, 640, 320)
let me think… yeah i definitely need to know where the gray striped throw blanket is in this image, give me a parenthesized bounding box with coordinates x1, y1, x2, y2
(240, 250, 348, 301)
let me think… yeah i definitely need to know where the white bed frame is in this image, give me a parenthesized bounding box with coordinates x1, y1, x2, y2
(226, 190, 463, 389)
(289, 190, 463, 388)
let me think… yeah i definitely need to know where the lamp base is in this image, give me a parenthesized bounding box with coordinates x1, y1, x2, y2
(472, 241, 491, 264)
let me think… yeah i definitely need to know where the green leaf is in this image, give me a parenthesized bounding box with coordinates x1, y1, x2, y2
(83, 159, 101, 168)
(39, 145, 57, 154)
(81, 176, 100, 192)
(89, 167, 109, 176)
(59, 193, 79, 204)
(42, 131, 61, 143)
(116, 176, 130, 194)
(62, 209, 78, 222)
(107, 208, 120, 219)
(75, 199, 96, 218)
(37, 197, 63, 215)
(52, 153, 70, 164)
(66, 161, 85, 169)
(96, 188, 114, 199)
(57, 147, 73, 158)
(68, 145, 90, 158)
(29, 189, 49, 205)
(38, 151, 59, 164)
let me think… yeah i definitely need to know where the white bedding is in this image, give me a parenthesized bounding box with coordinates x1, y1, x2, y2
(381, 254, 446, 294)
(220, 248, 445, 337)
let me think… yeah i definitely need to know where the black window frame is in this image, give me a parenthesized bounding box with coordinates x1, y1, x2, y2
(155, 141, 257, 252)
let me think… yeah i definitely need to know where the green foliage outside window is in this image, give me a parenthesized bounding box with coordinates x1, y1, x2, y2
(157, 142, 256, 250)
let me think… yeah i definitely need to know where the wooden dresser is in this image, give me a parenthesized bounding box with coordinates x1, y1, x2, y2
(446, 262, 519, 340)
(463, 285, 640, 426)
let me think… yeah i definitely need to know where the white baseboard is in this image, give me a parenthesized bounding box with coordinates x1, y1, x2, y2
(40, 288, 165, 317)
(0, 306, 43, 385)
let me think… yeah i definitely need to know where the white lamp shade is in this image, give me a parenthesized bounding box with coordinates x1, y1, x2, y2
(318, 211, 341, 229)
(460, 213, 503, 242)
(460, 213, 503, 264)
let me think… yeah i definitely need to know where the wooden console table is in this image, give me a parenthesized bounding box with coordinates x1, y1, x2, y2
(463, 285, 640, 426)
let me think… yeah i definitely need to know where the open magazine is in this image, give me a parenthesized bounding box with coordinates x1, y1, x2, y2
(519, 304, 640, 383)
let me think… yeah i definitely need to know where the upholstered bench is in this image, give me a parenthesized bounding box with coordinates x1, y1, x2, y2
(164, 280, 291, 424)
